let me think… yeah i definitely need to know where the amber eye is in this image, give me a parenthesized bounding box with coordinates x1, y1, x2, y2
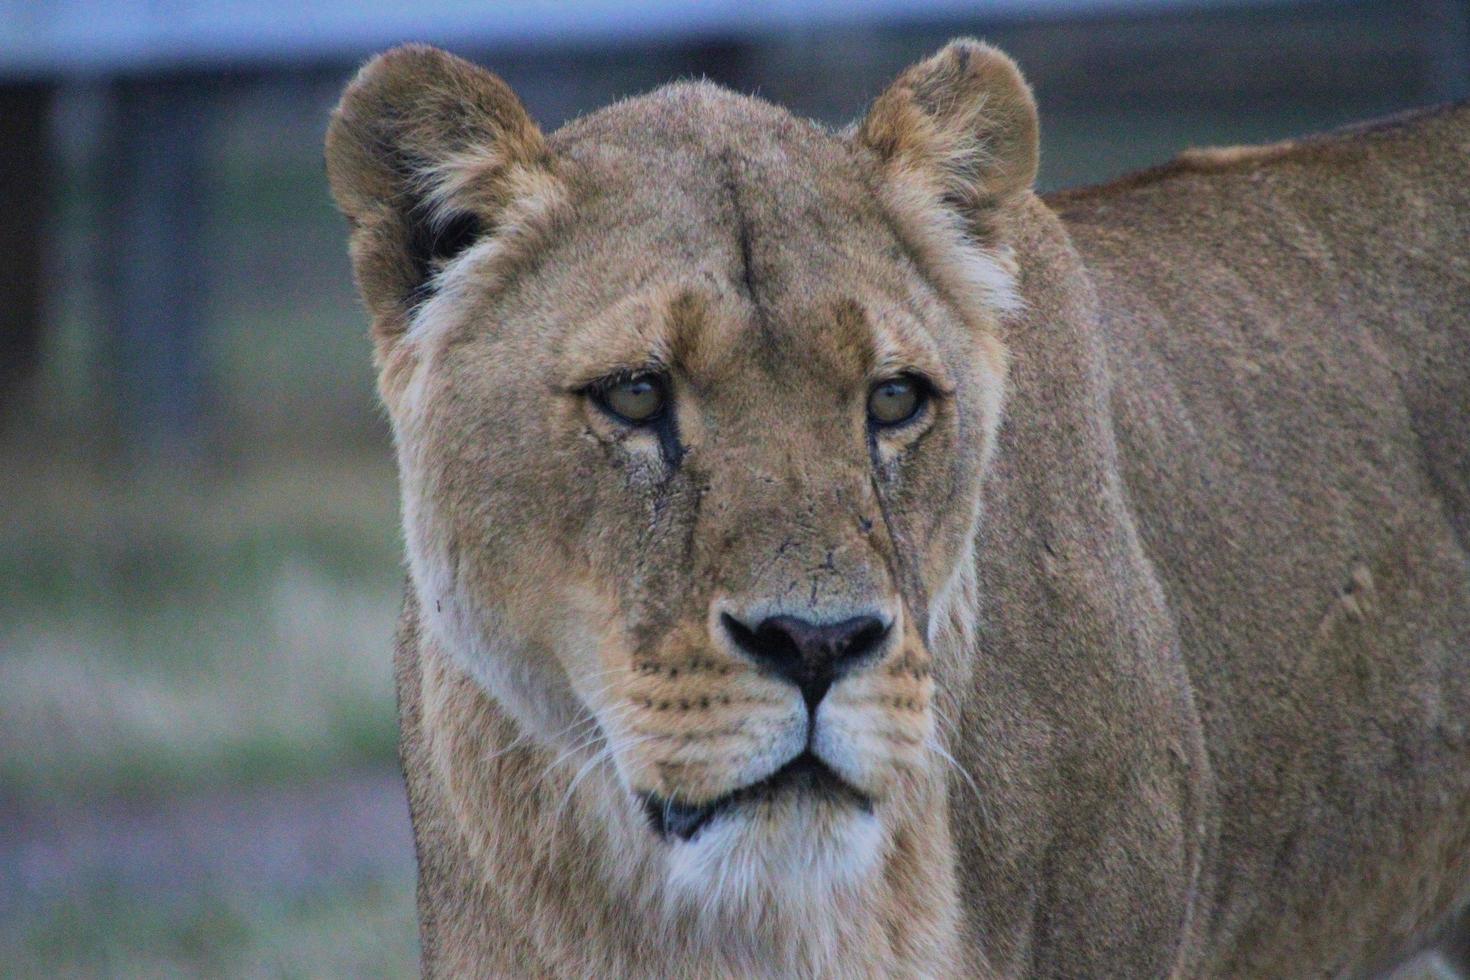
(867, 376, 925, 427)
(596, 373, 668, 424)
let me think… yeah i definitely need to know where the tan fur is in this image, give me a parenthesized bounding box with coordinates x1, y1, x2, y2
(327, 40, 1470, 977)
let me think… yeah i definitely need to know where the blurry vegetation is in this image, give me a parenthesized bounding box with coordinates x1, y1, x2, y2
(0, 451, 401, 802)
(3, 871, 418, 978)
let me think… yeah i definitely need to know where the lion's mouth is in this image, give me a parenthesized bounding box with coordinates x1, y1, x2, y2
(642, 752, 872, 842)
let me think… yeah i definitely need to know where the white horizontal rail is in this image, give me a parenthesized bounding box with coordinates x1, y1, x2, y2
(0, 0, 1303, 78)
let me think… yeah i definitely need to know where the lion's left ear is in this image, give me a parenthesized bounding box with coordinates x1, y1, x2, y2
(326, 45, 563, 356)
(857, 39, 1038, 237)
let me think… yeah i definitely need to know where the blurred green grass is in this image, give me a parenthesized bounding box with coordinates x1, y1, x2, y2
(4, 873, 419, 979)
(1, 451, 403, 803)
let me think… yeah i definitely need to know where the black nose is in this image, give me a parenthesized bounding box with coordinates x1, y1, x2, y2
(720, 612, 890, 711)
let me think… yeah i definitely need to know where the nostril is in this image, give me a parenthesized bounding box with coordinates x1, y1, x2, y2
(838, 618, 890, 661)
(719, 611, 891, 711)
(720, 612, 802, 678)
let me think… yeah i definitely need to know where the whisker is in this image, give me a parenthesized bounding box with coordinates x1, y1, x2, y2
(554, 733, 657, 825)
(930, 703, 962, 743)
(535, 726, 610, 787)
(530, 701, 642, 791)
(470, 709, 603, 777)
(926, 734, 992, 825)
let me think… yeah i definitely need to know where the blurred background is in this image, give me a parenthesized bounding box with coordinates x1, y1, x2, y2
(1, 0, 1466, 975)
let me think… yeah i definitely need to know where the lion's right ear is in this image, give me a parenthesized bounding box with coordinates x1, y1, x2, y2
(857, 39, 1038, 231)
(326, 45, 562, 351)
(854, 40, 1038, 319)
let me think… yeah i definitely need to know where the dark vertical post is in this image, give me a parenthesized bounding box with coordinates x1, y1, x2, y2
(1423, 0, 1470, 103)
(0, 83, 52, 416)
(99, 75, 212, 457)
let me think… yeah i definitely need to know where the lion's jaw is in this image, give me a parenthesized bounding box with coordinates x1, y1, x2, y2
(544, 731, 953, 977)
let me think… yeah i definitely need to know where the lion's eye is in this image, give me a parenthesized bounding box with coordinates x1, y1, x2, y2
(867, 376, 925, 427)
(597, 373, 667, 424)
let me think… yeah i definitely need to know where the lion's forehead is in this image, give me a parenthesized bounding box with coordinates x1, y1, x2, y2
(482, 172, 938, 396)
(546, 84, 905, 289)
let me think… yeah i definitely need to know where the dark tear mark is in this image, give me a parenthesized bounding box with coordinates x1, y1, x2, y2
(654, 410, 685, 472)
(867, 435, 933, 642)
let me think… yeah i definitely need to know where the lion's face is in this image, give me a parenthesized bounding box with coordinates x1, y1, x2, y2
(329, 42, 1035, 896)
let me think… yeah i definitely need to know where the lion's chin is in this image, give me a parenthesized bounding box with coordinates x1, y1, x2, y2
(658, 763, 885, 910)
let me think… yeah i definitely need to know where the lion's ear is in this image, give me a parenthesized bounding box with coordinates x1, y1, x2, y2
(326, 45, 561, 348)
(857, 39, 1038, 235)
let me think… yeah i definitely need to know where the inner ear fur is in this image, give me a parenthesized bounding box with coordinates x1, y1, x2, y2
(858, 39, 1039, 237)
(326, 44, 560, 343)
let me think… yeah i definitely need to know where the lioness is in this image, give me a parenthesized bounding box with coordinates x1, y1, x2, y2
(326, 39, 1470, 977)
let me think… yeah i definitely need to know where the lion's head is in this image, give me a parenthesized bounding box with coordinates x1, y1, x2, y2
(327, 39, 1037, 906)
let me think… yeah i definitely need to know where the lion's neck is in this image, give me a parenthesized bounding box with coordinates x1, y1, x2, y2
(398, 633, 961, 977)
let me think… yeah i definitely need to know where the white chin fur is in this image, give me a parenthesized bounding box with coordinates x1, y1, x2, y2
(664, 797, 884, 918)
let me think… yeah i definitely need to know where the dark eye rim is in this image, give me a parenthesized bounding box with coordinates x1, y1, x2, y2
(586, 370, 671, 426)
(867, 372, 934, 430)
